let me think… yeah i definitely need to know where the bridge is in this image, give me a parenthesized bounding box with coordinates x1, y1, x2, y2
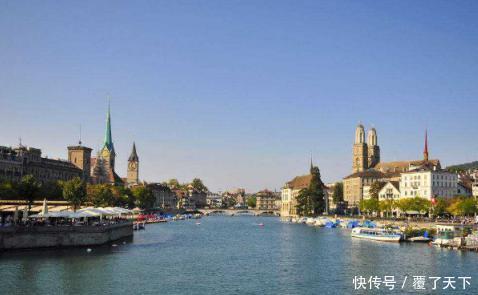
(197, 208, 280, 216)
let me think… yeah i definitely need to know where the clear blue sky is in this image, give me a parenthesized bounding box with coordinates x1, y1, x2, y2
(1, 1, 477, 192)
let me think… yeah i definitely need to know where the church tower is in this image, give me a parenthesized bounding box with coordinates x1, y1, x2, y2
(367, 128, 380, 168)
(127, 142, 139, 185)
(353, 124, 368, 173)
(68, 145, 92, 181)
(100, 102, 116, 171)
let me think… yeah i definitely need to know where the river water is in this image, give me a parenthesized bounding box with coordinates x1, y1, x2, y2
(1, 216, 478, 295)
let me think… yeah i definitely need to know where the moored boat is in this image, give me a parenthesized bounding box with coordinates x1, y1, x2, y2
(351, 227, 402, 242)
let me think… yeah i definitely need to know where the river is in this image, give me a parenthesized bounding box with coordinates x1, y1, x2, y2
(1, 216, 478, 294)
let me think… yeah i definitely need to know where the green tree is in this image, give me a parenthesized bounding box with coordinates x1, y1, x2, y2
(368, 181, 383, 200)
(379, 199, 395, 217)
(447, 197, 477, 216)
(40, 181, 63, 200)
(61, 177, 86, 211)
(247, 196, 256, 208)
(132, 186, 155, 210)
(458, 198, 477, 216)
(18, 175, 41, 212)
(332, 182, 344, 204)
(167, 179, 180, 189)
(359, 198, 379, 215)
(397, 197, 430, 216)
(0, 181, 18, 200)
(191, 178, 208, 192)
(87, 184, 114, 207)
(296, 166, 325, 216)
(431, 197, 449, 216)
(111, 186, 135, 208)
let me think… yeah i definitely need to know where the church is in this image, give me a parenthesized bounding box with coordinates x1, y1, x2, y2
(67, 104, 140, 186)
(343, 124, 440, 209)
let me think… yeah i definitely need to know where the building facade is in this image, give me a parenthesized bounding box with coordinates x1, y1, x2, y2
(400, 169, 458, 200)
(148, 183, 177, 209)
(344, 126, 441, 209)
(256, 189, 280, 210)
(0, 145, 82, 184)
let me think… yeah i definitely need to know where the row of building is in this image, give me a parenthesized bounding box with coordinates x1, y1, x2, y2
(280, 124, 474, 217)
(0, 105, 207, 210)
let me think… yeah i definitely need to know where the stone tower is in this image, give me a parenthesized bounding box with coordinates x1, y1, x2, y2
(127, 142, 139, 185)
(367, 128, 380, 168)
(68, 145, 92, 181)
(100, 103, 116, 171)
(353, 124, 368, 173)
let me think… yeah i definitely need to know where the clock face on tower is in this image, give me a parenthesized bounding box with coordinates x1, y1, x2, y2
(129, 162, 137, 170)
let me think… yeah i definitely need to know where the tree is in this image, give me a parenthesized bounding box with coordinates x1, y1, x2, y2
(18, 175, 41, 212)
(191, 178, 208, 193)
(368, 181, 383, 200)
(379, 199, 395, 217)
(247, 196, 256, 208)
(111, 186, 135, 208)
(167, 179, 180, 189)
(397, 197, 430, 216)
(61, 177, 86, 211)
(332, 182, 343, 204)
(359, 198, 379, 215)
(0, 181, 18, 200)
(447, 197, 477, 216)
(40, 181, 63, 200)
(87, 184, 114, 207)
(132, 186, 155, 210)
(431, 197, 449, 216)
(296, 166, 325, 216)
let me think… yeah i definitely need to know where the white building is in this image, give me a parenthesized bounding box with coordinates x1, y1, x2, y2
(400, 168, 458, 200)
(378, 181, 401, 201)
(472, 183, 478, 198)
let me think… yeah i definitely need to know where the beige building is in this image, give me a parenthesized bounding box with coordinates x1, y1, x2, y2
(281, 173, 312, 217)
(256, 189, 280, 210)
(0, 145, 82, 184)
(344, 125, 440, 209)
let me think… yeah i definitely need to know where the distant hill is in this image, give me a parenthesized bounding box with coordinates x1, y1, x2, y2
(447, 161, 478, 172)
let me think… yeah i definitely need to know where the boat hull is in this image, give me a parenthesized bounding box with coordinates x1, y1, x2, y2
(351, 233, 401, 242)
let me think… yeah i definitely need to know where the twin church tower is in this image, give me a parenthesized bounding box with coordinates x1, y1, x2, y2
(68, 104, 139, 186)
(352, 124, 380, 173)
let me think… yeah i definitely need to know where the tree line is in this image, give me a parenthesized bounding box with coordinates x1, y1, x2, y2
(360, 181, 477, 217)
(0, 175, 155, 212)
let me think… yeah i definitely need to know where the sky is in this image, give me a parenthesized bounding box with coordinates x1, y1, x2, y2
(1, 1, 477, 192)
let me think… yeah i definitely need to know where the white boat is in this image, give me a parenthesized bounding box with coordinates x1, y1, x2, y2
(351, 227, 402, 242)
(305, 218, 316, 225)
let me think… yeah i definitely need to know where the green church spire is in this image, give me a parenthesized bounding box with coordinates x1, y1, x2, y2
(103, 101, 115, 153)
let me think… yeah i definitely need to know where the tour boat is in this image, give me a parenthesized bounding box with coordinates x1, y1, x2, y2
(351, 227, 402, 242)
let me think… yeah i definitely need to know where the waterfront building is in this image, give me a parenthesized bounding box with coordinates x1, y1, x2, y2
(0, 146, 23, 182)
(255, 189, 280, 210)
(281, 161, 327, 217)
(0, 145, 82, 184)
(344, 126, 440, 208)
(187, 184, 207, 209)
(147, 183, 177, 209)
(400, 169, 457, 199)
(206, 192, 223, 208)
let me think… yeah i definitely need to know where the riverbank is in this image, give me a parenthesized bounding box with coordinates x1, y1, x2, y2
(0, 221, 133, 250)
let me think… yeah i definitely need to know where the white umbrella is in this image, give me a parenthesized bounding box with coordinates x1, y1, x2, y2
(22, 206, 28, 222)
(41, 198, 48, 216)
(13, 206, 19, 224)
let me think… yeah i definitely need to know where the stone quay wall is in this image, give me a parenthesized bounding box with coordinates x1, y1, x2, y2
(0, 222, 133, 250)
